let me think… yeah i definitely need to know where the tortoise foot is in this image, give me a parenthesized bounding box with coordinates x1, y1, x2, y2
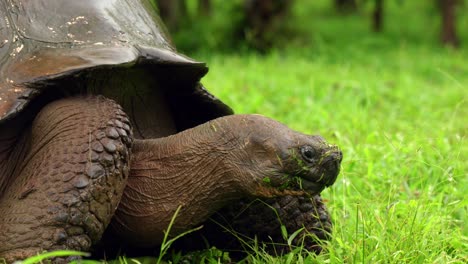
(175, 195, 332, 257)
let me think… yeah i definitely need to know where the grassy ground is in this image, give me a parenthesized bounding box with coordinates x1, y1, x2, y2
(184, 1, 467, 263)
(17, 1, 467, 263)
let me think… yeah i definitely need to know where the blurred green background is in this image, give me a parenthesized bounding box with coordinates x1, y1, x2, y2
(150, 0, 467, 263)
(155, 0, 467, 53)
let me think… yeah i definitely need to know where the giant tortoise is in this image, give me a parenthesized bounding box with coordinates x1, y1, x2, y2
(0, 0, 342, 262)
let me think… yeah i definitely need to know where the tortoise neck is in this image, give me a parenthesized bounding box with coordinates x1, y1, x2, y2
(0, 132, 30, 196)
(132, 127, 244, 206)
(112, 119, 245, 246)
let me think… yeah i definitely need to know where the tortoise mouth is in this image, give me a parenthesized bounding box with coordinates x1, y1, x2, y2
(295, 178, 326, 194)
(281, 175, 326, 195)
(296, 148, 342, 190)
(256, 146, 342, 197)
(277, 157, 341, 195)
(260, 173, 326, 197)
(255, 178, 325, 198)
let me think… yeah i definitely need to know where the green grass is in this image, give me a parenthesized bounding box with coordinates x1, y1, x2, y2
(197, 53, 467, 262)
(13, 1, 467, 263)
(186, 1, 467, 263)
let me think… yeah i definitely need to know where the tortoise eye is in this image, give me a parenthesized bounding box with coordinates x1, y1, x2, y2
(300, 145, 316, 162)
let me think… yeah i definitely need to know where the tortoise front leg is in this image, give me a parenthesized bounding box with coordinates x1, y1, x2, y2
(0, 96, 133, 262)
(200, 195, 332, 255)
(173, 195, 332, 257)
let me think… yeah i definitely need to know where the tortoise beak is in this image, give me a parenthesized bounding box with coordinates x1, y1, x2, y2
(299, 146, 342, 193)
(319, 148, 342, 187)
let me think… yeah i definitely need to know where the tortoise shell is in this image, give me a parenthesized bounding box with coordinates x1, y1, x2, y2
(0, 0, 232, 133)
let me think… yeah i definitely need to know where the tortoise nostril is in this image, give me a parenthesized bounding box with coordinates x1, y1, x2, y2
(336, 150, 343, 162)
(325, 149, 342, 163)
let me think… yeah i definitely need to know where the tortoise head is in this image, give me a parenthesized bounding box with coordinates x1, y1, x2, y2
(219, 115, 342, 197)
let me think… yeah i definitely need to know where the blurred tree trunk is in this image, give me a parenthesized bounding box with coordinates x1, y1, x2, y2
(198, 0, 212, 16)
(243, 0, 293, 51)
(372, 0, 384, 32)
(334, 0, 357, 13)
(438, 0, 459, 47)
(180, 0, 188, 18)
(156, 0, 187, 32)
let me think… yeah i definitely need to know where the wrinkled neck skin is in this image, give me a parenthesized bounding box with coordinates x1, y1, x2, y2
(112, 116, 258, 246)
(0, 131, 29, 196)
(0, 133, 14, 193)
(0, 142, 10, 194)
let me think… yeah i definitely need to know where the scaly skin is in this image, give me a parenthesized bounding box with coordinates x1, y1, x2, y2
(171, 195, 331, 257)
(0, 99, 341, 262)
(104, 114, 341, 251)
(0, 96, 133, 263)
(195, 195, 332, 255)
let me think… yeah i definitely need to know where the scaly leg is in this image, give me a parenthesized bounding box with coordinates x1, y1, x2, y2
(0, 96, 133, 262)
